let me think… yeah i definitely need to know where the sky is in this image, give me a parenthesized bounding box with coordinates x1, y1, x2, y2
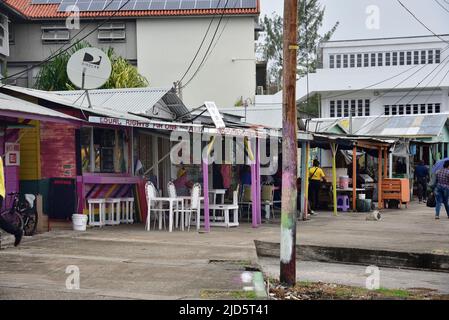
(260, 0, 448, 40)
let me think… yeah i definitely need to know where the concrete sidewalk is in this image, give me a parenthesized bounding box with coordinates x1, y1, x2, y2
(0, 202, 448, 299)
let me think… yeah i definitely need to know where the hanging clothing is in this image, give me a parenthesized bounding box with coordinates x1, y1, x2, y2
(221, 164, 232, 189)
(0, 156, 5, 199)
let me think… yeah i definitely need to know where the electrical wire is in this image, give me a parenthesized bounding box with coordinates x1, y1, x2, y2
(397, 0, 449, 44)
(177, 0, 224, 84)
(434, 0, 449, 14)
(181, 0, 230, 89)
(0, 0, 132, 86)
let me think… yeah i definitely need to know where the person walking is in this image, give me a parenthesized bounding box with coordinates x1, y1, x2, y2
(430, 160, 449, 219)
(414, 160, 429, 203)
(0, 156, 23, 246)
(308, 159, 326, 214)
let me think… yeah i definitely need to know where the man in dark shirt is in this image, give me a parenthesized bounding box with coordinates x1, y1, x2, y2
(414, 160, 429, 203)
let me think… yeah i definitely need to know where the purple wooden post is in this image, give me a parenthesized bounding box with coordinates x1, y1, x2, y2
(202, 157, 210, 232)
(251, 161, 257, 228)
(256, 138, 262, 226)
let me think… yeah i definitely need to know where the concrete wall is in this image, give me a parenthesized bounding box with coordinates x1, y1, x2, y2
(7, 20, 137, 87)
(136, 16, 256, 108)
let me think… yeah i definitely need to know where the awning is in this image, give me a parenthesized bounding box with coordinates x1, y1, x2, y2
(0, 93, 82, 124)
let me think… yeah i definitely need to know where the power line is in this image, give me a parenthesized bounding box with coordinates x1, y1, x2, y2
(397, 0, 449, 44)
(434, 0, 449, 14)
(1, 0, 132, 86)
(177, 0, 224, 84)
(181, 0, 230, 89)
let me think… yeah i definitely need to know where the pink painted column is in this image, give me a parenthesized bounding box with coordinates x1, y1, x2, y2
(202, 157, 210, 232)
(251, 161, 257, 228)
(257, 138, 262, 225)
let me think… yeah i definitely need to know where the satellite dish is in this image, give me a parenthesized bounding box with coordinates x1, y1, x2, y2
(67, 47, 112, 89)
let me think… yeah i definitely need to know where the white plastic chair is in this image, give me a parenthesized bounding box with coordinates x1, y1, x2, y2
(167, 181, 189, 229)
(145, 181, 169, 231)
(175, 183, 202, 232)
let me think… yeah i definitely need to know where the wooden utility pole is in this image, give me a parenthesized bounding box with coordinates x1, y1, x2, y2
(280, 0, 299, 286)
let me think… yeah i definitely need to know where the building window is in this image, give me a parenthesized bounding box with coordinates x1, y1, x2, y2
(41, 25, 70, 43)
(393, 52, 398, 66)
(398, 105, 404, 115)
(413, 104, 419, 114)
(336, 55, 341, 68)
(378, 53, 383, 66)
(330, 101, 335, 117)
(428, 50, 434, 64)
(365, 99, 370, 116)
(80, 127, 128, 174)
(343, 100, 349, 116)
(8, 22, 14, 45)
(371, 53, 376, 67)
(351, 100, 356, 116)
(421, 50, 427, 64)
(337, 100, 342, 117)
(435, 103, 441, 113)
(435, 50, 441, 63)
(399, 52, 405, 65)
(343, 54, 349, 68)
(428, 104, 433, 114)
(391, 105, 397, 115)
(350, 54, 355, 68)
(330, 55, 335, 68)
(364, 54, 369, 67)
(357, 54, 362, 67)
(385, 105, 390, 116)
(420, 104, 426, 114)
(358, 100, 364, 116)
(98, 22, 126, 42)
(406, 51, 412, 65)
(414, 51, 419, 65)
(406, 104, 411, 114)
(385, 52, 391, 66)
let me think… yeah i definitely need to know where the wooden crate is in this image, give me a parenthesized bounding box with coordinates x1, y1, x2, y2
(381, 178, 410, 208)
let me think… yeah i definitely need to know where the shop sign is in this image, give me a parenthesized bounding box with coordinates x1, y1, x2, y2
(5, 143, 20, 166)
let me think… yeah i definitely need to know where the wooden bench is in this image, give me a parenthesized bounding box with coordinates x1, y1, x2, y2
(382, 178, 410, 208)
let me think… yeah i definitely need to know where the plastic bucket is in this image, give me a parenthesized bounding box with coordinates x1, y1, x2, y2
(72, 214, 88, 231)
(359, 194, 366, 200)
(339, 176, 349, 189)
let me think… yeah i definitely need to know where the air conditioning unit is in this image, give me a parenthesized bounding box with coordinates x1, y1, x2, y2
(257, 86, 264, 95)
(41, 25, 70, 43)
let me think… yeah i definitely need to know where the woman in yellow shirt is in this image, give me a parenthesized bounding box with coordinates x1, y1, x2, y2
(0, 156, 23, 246)
(308, 159, 326, 214)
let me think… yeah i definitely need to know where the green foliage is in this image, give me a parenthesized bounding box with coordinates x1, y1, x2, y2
(35, 41, 148, 91)
(260, 0, 339, 87)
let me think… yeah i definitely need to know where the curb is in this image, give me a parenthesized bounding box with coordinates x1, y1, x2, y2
(254, 240, 449, 273)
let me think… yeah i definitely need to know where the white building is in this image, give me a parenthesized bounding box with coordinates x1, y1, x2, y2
(1, 0, 260, 109)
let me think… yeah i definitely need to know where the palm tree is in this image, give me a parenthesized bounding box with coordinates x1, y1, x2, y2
(35, 41, 149, 91)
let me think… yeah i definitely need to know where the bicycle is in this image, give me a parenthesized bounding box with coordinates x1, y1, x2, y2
(0, 192, 38, 236)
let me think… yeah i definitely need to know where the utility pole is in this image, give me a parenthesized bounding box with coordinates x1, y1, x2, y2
(280, 0, 299, 286)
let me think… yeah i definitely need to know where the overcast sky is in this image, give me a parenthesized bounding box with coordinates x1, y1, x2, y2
(260, 0, 448, 40)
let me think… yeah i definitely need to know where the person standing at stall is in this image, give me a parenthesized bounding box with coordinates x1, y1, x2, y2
(430, 160, 449, 219)
(308, 159, 326, 214)
(0, 156, 23, 246)
(414, 160, 429, 203)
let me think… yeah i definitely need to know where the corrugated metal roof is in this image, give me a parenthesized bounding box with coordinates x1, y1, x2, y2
(0, 92, 81, 122)
(54, 87, 190, 119)
(1, 85, 151, 122)
(309, 114, 449, 138)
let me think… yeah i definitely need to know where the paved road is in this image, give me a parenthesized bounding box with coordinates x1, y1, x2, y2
(259, 257, 449, 294)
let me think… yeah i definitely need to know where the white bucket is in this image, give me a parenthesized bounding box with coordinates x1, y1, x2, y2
(72, 214, 88, 231)
(359, 194, 366, 200)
